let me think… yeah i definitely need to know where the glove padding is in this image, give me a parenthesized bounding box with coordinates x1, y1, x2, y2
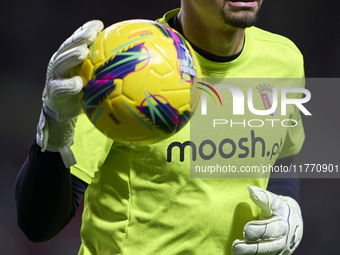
(232, 186, 303, 255)
(36, 20, 104, 168)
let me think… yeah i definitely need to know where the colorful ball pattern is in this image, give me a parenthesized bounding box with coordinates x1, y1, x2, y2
(78, 19, 201, 145)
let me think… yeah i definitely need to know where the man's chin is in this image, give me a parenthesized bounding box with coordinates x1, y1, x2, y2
(227, 20, 257, 29)
(222, 10, 259, 29)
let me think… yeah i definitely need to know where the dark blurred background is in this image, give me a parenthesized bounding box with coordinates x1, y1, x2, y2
(0, 0, 339, 254)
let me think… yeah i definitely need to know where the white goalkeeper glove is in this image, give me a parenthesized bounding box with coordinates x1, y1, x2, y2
(36, 20, 104, 168)
(232, 186, 303, 255)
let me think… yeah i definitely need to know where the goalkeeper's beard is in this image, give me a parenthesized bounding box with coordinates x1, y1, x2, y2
(221, 1, 261, 29)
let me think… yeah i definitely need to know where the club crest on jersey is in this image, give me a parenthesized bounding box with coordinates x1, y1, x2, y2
(256, 84, 278, 116)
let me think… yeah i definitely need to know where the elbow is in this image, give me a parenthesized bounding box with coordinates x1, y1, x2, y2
(23, 232, 52, 243)
(17, 214, 61, 243)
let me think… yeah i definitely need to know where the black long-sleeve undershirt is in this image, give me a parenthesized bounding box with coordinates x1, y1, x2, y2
(15, 140, 299, 243)
(15, 141, 87, 242)
(267, 155, 300, 202)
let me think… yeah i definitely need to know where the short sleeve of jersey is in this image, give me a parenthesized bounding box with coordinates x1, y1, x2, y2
(70, 113, 114, 184)
(278, 72, 306, 159)
(278, 115, 305, 159)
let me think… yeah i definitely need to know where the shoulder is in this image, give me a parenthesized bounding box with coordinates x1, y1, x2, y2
(246, 27, 304, 78)
(247, 27, 303, 65)
(248, 26, 302, 56)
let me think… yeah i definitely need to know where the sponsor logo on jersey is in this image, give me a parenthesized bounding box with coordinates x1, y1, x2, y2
(167, 130, 283, 162)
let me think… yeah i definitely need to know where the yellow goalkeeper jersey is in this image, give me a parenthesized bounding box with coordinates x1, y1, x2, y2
(70, 9, 305, 255)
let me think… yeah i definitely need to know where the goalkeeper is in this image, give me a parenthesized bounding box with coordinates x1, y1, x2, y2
(15, 0, 304, 254)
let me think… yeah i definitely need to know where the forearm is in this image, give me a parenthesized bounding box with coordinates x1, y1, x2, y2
(267, 156, 300, 202)
(15, 141, 73, 242)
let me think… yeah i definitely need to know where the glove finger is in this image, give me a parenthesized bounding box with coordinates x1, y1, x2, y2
(243, 217, 288, 241)
(51, 44, 89, 78)
(43, 77, 83, 120)
(74, 20, 104, 35)
(56, 20, 104, 56)
(232, 238, 285, 255)
(248, 186, 288, 218)
(48, 76, 83, 97)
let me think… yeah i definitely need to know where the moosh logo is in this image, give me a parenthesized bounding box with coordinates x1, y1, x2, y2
(167, 130, 283, 162)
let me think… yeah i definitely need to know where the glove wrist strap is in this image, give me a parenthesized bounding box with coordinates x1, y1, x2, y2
(36, 110, 77, 168)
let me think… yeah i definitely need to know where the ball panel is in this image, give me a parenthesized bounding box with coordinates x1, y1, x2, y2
(78, 58, 94, 85)
(91, 31, 105, 65)
(78, 19, 201, 145)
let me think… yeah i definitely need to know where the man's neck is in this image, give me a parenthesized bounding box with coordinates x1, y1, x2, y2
(177, 8, 244, 57)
